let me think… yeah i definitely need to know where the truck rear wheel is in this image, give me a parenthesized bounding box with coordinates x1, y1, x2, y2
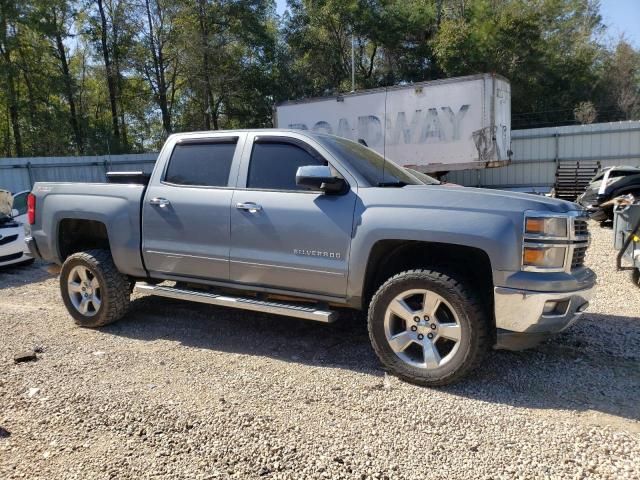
(368, 269, 490, 386)
(60, 249, 130, 328)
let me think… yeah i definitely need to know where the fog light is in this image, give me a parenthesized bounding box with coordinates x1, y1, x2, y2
(542, 301, 558, 314)
(542, 299, 570, 316)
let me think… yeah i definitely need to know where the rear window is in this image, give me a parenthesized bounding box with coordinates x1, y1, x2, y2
(165, 140, 237, 187)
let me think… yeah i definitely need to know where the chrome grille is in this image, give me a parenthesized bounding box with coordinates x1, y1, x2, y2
(571, 245, 588, 269)
(574, 219, 589, 238)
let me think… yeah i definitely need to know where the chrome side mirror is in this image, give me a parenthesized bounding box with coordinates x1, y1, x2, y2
(295, 165, 347, 194)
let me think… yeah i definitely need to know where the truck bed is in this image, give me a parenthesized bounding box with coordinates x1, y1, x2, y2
(30, 182, 147, 277)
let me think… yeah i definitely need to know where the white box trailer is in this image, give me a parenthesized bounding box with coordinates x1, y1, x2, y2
(276, 73, 511, 174)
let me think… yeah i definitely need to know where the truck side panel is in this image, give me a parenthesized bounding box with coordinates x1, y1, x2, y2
(346, 205, 518, 304)
(31, 183, 147, 277)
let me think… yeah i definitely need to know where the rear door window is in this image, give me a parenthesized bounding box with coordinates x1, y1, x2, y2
(165, 140, 237, 187)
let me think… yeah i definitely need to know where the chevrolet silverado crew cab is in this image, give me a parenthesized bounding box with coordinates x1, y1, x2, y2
(26, 130, 595, 386)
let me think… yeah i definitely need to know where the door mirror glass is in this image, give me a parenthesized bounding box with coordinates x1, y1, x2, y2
(296, 165, 346, 193)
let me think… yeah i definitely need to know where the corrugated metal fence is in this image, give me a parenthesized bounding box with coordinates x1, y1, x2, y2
(445, 121, 640, 188)
(1, 121, 639, 193)
(0, 153, 157, 193)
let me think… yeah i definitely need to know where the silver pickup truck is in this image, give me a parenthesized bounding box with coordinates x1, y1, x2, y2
(26, 130, 596, 386)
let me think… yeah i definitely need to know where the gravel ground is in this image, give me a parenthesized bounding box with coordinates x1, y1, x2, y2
(1, 222, 639, 479)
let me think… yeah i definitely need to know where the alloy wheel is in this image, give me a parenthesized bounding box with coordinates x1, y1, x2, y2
(383, 288, 462, 369)
(67, 265, 102, 317)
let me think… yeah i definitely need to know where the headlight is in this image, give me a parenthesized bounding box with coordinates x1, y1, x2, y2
(524, 217, 568, 238)
(522, 246, 566, 269)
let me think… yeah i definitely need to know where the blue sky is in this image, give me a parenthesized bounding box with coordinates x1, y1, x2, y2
(275, 0, 639, 47)
(600, 0, 640, 47)
(275, 0, 287, 15)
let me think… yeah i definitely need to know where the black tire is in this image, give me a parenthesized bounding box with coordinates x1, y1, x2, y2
(60, 249, 130, 327)
(368, 269, 490, 386)
(631, 268, 640, 288)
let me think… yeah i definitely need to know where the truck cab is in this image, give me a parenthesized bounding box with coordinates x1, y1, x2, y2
(141, 131, 358, 299)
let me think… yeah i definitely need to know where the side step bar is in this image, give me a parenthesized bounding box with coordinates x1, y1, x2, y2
(134, 283, 337, 323)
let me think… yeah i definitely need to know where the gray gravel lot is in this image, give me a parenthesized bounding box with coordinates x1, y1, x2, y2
(1, 222, 639, 479)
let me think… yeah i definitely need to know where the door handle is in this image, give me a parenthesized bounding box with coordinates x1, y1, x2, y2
(150, 197, 171, 208)
(236, 202, 262, 213)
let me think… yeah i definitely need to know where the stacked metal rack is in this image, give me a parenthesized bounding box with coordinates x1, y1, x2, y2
(554, 160, 601, 201)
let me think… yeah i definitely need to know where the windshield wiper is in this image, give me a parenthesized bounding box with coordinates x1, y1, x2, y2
(377, 181, 407, 188)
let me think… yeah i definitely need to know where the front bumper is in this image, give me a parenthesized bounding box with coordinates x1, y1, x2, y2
(493, 284, 595, 350)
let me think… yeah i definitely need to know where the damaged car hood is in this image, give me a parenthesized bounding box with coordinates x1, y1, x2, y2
(0, 189, 13, 220)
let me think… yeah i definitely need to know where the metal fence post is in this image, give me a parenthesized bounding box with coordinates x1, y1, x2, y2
(26, 162, 34, 188)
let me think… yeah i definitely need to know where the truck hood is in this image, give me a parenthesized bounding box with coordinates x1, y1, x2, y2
(365, 185, 580, 214)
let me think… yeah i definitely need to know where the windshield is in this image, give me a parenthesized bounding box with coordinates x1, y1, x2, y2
(315, 135, 423, 187)
(591, 167, 640, 183)
(405, 168, 441, 185)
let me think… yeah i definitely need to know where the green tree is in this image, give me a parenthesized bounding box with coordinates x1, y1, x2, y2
(175, 0, 279, 130)
(135, 0, 181, 136)
(0, 0, 25, 156)
(600, 40, 640, 120)
(0, 0, 637, 159)
(33, 0, 84, 153)
(86, 0, 137, 152)
(432, 0, 604, 126)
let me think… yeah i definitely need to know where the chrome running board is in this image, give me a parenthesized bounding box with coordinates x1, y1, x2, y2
(134, 282, 337, 323)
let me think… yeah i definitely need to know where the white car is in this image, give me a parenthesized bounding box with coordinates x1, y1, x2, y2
(0, 189, 33, 268)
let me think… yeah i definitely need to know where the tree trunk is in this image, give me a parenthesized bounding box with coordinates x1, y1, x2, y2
(112, 28, 128, 149)
(157, 50, 172, 134)
(0, 12, 22, 157)
(96, 0, 120, 151)
(198, 0, 213, 130)
(8, 77, 24, 157)
(4, 107, 12, 156)
(5, 69, 21, 157)
(21, 69, 37, 132)
(54, 28, 83, 154)
(145, 0, 171, 134)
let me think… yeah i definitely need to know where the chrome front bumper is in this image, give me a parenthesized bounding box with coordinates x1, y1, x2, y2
(493, 285, 595, 350)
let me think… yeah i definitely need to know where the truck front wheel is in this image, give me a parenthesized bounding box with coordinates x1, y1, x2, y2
(368, 269, 490, 386)
(60, 249, 130, 327)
